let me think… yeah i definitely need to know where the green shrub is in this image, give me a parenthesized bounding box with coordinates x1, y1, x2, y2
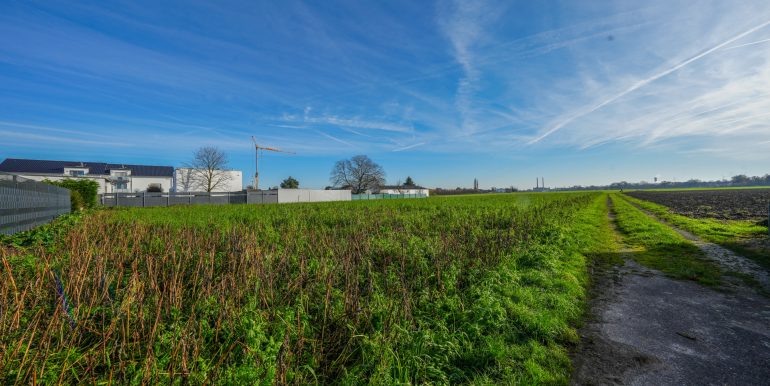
(44, 178, 99, 210)
(70, 190, 85, 211)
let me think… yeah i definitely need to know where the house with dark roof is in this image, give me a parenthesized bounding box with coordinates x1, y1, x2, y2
(0, 158, 174, 194)
(377, 184, 430, 196)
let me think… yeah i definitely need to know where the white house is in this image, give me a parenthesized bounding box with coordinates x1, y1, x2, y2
(377, 185, 430, 196)
(173, 168, 242, 192)
(0, 158, 174, 194)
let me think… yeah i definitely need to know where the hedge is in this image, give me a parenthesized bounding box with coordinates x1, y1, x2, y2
(44, 178, 99, 210)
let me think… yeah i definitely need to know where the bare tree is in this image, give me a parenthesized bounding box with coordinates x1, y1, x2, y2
(330, 155, 385, 194)
(175, 168, 198, 192)
(395, 179, 403, 194)
(186, 146, 232, 192)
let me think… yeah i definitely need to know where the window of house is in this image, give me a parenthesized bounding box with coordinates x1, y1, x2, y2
(116, 181, 128, 190)
(66, 168, 88, 176)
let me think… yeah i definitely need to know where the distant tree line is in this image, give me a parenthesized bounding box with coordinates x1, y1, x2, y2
(556, 174, 770, 191)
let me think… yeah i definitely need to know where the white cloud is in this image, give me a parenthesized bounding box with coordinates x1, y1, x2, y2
(438, 0, 500, 136)
(528, 17, 770, 144)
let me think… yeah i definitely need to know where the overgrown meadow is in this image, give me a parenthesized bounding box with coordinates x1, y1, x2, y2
(1, 193, 611, 384)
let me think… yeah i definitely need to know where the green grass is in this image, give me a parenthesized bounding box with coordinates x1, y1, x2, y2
(1, 192, 614, 385)
(622, 194, 770, 269)
(609, 194, 722, 285)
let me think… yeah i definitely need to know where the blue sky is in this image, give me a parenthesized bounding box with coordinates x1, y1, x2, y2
(2, 1, 770, 189)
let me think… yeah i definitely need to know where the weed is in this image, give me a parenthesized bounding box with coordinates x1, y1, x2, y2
(1, 193, 611, 384)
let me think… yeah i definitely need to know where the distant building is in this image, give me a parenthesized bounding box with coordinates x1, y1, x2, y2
(0, 158, 173, 194)
(377, 185, 430, 196)
(173, 168, 242, 192)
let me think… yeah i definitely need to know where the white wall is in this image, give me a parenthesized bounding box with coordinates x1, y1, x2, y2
(380, 188, 430, 196)
(174, 169, 242, 192)
(277, 189, 352, 203)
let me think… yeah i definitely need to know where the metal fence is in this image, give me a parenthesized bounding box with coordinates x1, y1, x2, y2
(100, 190, 426, 208)
(100, 191, 279, 207)
(352, 193, 428, 200)
(0, 172, 71, 235)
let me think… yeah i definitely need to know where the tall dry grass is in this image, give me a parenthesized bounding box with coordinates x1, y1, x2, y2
(1, 193, 601, 384)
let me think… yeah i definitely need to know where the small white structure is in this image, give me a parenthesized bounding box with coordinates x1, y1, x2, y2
(275, 189, 351, 203)
(0, 158, 174, 194)
(174, 168, 242, 192)
(377, 185, 430, 197)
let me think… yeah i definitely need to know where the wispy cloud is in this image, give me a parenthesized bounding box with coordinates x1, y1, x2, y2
(528, 18, 770, 144)
(316, 130, 355, 147)
(392, 142, 426, 152)
(438, 0, 497, 136)
(303, 116, 413, 133)
(0, 129, 129, 147)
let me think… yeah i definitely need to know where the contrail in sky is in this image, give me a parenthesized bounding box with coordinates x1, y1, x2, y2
(528, 19, 770, 144)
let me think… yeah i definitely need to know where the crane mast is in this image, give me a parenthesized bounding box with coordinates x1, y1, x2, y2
(251, 136, 294, 190)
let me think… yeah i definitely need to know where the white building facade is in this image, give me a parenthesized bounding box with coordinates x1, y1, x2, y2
(0, 158, 174, 194)
(377, 185, 430, 196)
(173, 168, 242, 192)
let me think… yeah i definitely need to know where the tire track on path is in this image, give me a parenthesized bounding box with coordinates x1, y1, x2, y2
(620, 195, 770, 293)
(572, 197, 770, 385)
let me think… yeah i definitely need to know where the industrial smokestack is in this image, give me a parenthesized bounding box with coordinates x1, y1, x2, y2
(536, 178, 539, 189)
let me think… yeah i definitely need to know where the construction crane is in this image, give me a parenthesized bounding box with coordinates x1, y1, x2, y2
(251, 136, 294, 190)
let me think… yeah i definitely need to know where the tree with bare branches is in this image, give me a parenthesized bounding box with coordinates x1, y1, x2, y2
(185, 146, 232, 192)
(330, 155, 385, 194)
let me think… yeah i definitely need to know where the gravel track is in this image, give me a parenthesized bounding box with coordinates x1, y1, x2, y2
(626, 199, 770, 292)
(572, 201, 770, 385)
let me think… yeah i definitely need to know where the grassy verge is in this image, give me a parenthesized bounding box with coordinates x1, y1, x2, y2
(0, 210, 87, 250)
(610, 194, 722, 285)
(1, 193, 613, 385)
(622, 194, 770, 269)
(573, 194, 622, 269)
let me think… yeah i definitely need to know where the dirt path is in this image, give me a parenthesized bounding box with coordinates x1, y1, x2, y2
(571, 201, 770, 385)
(626, 199, 770, 292)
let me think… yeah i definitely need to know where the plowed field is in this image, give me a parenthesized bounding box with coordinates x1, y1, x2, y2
(625, 189, 770, 221)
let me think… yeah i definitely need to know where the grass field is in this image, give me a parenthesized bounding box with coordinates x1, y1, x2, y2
(609, 194, 722, 285)
(0, 192, 617, 385)
(622, 194, 769, 269)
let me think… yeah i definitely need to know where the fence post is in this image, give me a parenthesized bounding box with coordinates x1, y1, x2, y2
(142, 192, 146, 207)
(167, 192, 170, 206)
(767, 202, 769, 237)
(116, 192, 119, 207)
(189, 194, 192, 205)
